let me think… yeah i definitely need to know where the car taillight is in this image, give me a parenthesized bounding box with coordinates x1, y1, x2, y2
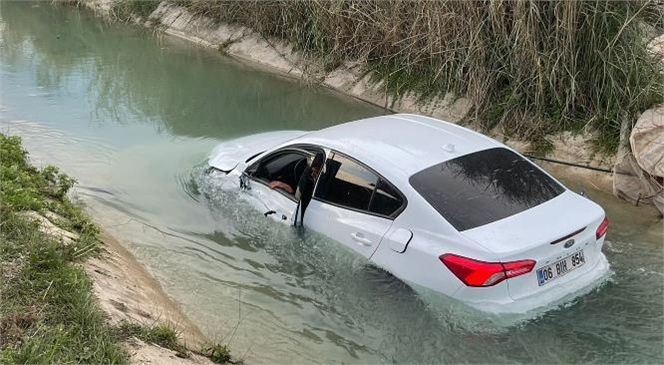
(439, 254, 535, 287)
(596, 217, 609, 239)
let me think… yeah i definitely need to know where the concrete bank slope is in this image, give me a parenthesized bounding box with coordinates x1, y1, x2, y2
(19, 210, 218, 365)
(87, 231, 215, 365)
(82, 0, 663, 210)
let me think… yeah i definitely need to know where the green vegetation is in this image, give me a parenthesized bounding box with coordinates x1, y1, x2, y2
(114, 321, 188, 357)
(112, 0, 160, 22)
(0, 133, 125, 363)
(113, 321, 234, 363)
(0, 133, 234, 364)
(175, 0, 663, 153)
(203, 343, 232, 364)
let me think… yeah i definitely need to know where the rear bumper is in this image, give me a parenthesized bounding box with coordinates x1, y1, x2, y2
(458, 253, 611, 314)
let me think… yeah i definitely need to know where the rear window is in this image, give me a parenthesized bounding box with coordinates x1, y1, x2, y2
(409, 148, 565, 231)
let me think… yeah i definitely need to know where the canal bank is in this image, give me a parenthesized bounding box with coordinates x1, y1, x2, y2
(2, 2, 662, 363)
(76, 0, 664, 214)
(0, 134, 228, 364)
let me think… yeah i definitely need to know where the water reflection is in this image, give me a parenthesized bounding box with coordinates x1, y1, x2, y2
(412, 147, 566, 230)
(0, 1, 383, 140)
(447, 148, 564, 203)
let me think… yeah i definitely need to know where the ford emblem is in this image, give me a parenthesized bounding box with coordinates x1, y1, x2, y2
(564, 239, 575, 249)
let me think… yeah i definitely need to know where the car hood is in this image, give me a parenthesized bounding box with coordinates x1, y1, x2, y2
(460, 190, 604, 256)
(208, 130, 308, 172)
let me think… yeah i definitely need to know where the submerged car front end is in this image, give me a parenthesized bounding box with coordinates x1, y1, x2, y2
(208, 130, 307, 173)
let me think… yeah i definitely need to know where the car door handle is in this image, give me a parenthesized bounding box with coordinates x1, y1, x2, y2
(350, 232, 371, 246)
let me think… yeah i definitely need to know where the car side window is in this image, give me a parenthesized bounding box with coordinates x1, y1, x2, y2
(369, 179, 403, 216)
(315, 153, 378, 211)
(250, 151, 308, 192)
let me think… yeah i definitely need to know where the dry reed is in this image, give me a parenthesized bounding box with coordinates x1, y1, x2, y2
(168, 0, 663, 152)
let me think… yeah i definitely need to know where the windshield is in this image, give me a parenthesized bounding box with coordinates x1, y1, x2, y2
(409, 148, 565, 231)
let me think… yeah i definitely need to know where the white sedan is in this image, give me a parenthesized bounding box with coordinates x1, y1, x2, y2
(207, 114, 611, 313)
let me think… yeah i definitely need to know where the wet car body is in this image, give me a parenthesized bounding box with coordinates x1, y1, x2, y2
(207, 114, 610, 313)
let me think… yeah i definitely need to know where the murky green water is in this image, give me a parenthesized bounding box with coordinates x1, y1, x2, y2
(1, 2, 662, 363)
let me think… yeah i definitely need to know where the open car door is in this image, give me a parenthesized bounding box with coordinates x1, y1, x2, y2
(241, 147, 323, 225)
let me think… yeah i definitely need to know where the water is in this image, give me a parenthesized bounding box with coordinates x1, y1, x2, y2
(1, 2, 662, 363)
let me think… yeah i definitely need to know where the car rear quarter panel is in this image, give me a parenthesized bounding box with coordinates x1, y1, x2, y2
(369, 202, 505, 301)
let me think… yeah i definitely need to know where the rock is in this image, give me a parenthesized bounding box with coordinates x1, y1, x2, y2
(18, 211, 79, 245)
(43, 210, 66, 223)
(649, 33, 664, 61)
(612, 105, 664, 215)
(613, 152, 664, 215)
(630, 105, 664, 177)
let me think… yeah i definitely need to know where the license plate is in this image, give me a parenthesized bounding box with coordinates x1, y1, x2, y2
(537, 250, 585, 286)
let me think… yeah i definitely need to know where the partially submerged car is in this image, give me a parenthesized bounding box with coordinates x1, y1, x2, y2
(207, 114, 610, 313)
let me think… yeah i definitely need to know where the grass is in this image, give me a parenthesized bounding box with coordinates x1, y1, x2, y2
(114, 320, 233, 363)
(173, 0, 663, 154)
(202, 343, 232, 364)
(0, 134, 126, 363)
(114, 321, 188, 356)
(0, 132, 236, 363)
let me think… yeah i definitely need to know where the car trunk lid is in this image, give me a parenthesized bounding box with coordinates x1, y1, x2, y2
(461, 190, 606, 300)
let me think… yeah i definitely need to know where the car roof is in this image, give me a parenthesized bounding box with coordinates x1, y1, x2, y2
(298, 113, 501, 184)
